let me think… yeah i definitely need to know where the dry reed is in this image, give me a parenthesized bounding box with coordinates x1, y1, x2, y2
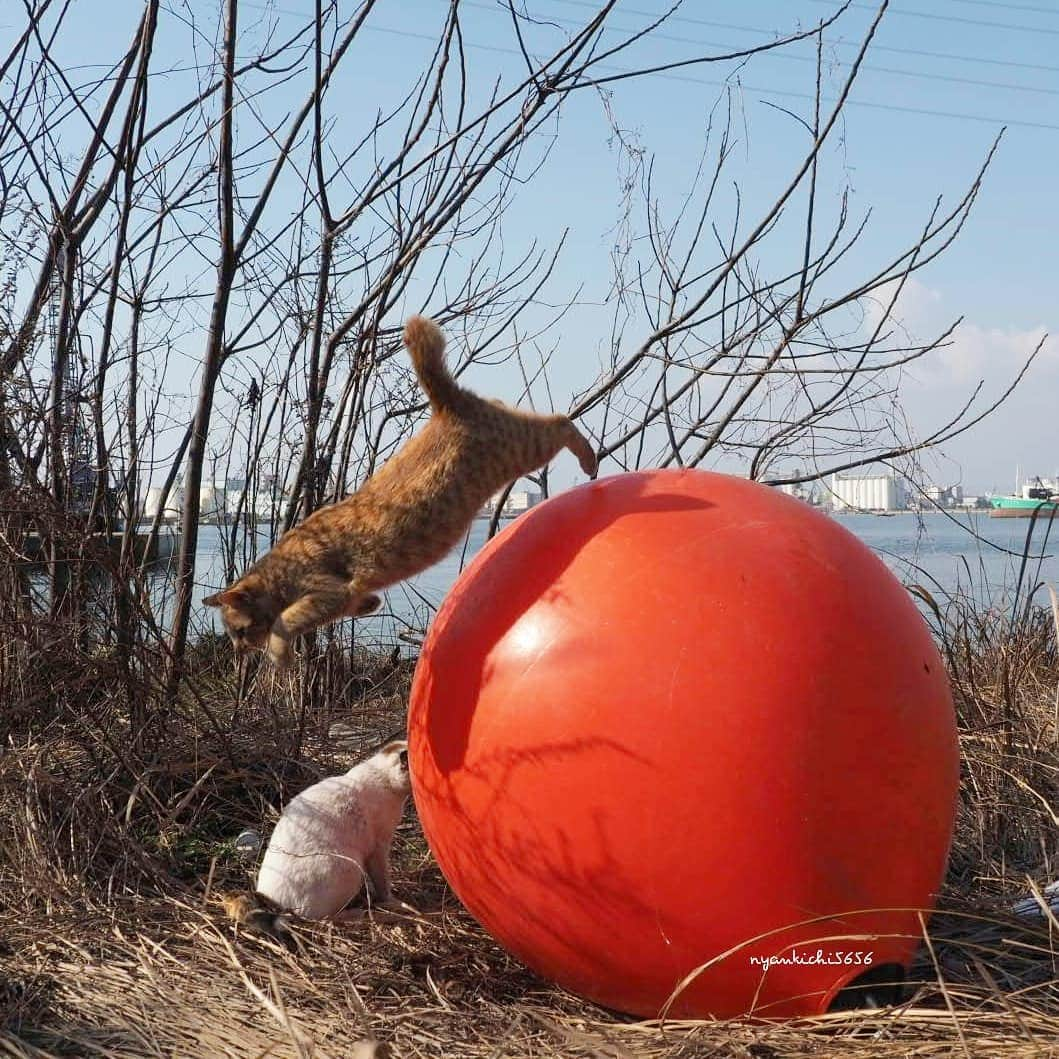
(3, 583, 1059, 1058)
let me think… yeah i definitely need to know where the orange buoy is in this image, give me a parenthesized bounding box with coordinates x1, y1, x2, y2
(408, 469, 958, 1019)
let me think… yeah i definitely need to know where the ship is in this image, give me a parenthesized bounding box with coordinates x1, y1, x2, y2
(988, 475, 1059, 518)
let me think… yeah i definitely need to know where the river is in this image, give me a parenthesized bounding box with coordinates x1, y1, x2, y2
(174, 506, 1058, 649)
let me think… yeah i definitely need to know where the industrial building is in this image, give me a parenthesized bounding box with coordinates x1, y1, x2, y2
(829, 473, 906, 512)
(918, 484, 964, 510)
(141, 484, 183, 523)
(139, 478, 289, 524)
(482, 488, 542, 518)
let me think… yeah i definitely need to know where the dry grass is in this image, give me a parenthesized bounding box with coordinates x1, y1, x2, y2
(3, 589, 1059, 1058)
(6, 891, 1059, 1059)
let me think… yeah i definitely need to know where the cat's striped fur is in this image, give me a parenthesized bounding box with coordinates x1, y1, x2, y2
(205, 315, 597, 667)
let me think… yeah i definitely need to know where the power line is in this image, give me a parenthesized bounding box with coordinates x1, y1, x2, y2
(846, 36, 1059, 75)
(804, 0, 1059, 36)
(463, 1, 1059, 97)
(235, 2, 1059, 132)
(541, 0, 1059, 74)
(944, 0, 1059, 14)
(359, 22, 1059, 132)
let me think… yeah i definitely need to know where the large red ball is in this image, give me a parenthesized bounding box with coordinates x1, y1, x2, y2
(408, 469, 958, 1019)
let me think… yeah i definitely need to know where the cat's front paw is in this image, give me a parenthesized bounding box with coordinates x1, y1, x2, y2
(267, 632, 294, 670)
(355, 593, 382, 616)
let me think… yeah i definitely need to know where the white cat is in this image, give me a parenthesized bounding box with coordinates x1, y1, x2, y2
(224, 737, 414, 943)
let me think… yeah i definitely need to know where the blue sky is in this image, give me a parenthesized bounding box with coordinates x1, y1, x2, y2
(452, 0, 1059, 494)
(16, 1, 1059, 495)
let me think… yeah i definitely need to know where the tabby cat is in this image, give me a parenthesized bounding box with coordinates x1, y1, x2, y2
(204, 315, 598, 667)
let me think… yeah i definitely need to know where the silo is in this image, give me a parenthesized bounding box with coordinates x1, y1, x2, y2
(199, 484, 218, 520)
(143, 484, 183, 522)
(143, 485, 163, 520)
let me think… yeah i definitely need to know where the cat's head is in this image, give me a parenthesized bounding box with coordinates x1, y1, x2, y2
(203, 576, 274, 653)
(371, 737, 411, 795)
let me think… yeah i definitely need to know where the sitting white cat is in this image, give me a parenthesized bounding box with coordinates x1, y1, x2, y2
(224, 737, 415, 945)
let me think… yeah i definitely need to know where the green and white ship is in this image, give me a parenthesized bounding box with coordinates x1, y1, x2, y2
(989, 475, 1059, 518)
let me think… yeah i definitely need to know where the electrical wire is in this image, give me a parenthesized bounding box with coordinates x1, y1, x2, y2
(230, 2, 1059, 133)
(540, 0, 1059, 74)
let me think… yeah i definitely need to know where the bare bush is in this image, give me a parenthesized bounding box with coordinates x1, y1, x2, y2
(3, 5, 1057, 1052)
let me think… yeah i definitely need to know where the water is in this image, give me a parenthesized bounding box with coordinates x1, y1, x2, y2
(181, 519, 496, 647)
(177, 507, 1059, 646)
(834, 510, 1059, 611)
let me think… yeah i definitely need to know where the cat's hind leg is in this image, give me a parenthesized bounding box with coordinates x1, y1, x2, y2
(562, 419, 598, 477)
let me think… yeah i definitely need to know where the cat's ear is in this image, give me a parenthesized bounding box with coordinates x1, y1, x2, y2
(203, 587, 247, 608)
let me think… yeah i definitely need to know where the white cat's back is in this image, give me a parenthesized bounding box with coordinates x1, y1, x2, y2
(255, 756, 408, 919)
(256, 772, 371, 918)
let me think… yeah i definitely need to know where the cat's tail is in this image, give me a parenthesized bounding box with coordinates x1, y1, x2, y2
(403, 315, 464, 412)
(221, 891, 296, 950)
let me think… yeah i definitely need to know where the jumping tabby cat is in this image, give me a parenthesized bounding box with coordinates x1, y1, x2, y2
(204, 315, 598, 667)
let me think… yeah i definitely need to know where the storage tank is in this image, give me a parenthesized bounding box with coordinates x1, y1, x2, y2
(830, 473, 902, 512)
(199, 484, 226, 520)
(142, 484, 182, 523)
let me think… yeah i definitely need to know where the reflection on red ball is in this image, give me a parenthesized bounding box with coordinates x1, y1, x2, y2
(408, 469, 958, 1019)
